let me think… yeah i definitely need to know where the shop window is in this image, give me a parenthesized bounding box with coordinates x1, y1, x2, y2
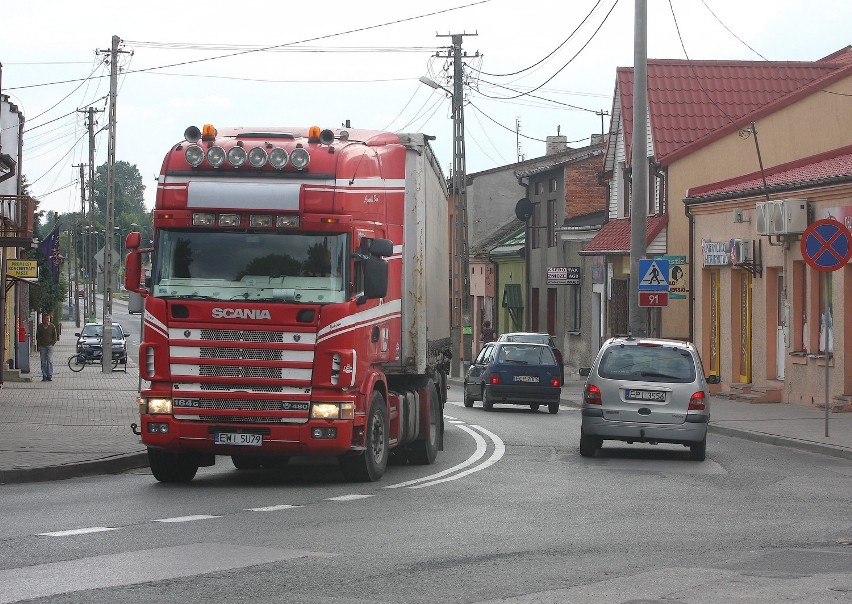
(547, 199, 556, 248)
(791, 261, 805, 352)
(569, 284, 581, 331)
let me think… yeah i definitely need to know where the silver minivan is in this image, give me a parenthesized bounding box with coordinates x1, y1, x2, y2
(579, 336, 720, 460)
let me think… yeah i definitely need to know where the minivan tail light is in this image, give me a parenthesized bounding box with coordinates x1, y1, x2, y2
(551, 378, 561, 387)
(489, 375, 501, 385)
(584, 384, 602, 405)
(688, 391, 706, 411)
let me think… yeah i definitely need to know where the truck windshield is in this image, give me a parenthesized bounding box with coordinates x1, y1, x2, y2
(151, 230, 348, 304)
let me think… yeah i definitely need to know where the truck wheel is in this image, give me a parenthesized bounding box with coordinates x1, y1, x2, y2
(148, 447, 199, 483)
(407, 381, 441, 465)
(340, 392, 388, 482)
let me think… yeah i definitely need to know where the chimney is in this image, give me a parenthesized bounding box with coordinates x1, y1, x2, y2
(546, 125, 568, 155)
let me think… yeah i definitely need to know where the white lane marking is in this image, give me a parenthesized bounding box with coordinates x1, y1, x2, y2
(0, 544, 335, 604)
(384, 424, 488, 489)
(38, 527, 118, 537)
(153, 515, 220, 523)
(409, 424, 505, 489)
(448, 420, 466, 424)
(245, 504, 303, 512)
(325, 494, 374, 501)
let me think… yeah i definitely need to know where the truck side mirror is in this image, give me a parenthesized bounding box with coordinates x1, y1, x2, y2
(363, 256, 389, 300)
(369, 238, 394, 257)
(125, 250, 148, 297)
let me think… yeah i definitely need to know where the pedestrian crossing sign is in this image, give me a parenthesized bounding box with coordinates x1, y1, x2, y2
(638, 259, 669, 291)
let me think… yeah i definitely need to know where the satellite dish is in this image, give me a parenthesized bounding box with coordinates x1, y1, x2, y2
(515, 198, 533, 221)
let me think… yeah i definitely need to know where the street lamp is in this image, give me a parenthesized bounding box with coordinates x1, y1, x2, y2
(419, 71, 471, 378)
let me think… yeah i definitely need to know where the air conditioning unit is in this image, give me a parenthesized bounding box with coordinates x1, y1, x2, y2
(771, 198, 809, 235)
(730, 238, 753, 265)
(755, 202, 770, 235)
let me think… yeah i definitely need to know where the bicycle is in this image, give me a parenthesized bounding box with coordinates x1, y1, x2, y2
(67, 346, 120, 372)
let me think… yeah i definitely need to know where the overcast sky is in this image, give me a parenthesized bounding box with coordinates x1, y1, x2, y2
(2, 0, 850, 218)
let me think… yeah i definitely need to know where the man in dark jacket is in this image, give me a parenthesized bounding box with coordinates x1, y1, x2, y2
(35, 314, 58, 381)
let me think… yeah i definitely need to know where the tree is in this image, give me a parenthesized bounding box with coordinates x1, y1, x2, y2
(93, 160, 147, 219)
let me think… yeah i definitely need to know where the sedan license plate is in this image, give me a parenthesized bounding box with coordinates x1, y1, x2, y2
(513, 375, 540, 383)
(214, 432, 262, 446)
(625, 389, 665, 402)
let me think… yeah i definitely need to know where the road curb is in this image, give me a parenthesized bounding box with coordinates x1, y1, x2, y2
(708, 425, 852, 461)
(0, 452, 149, 485)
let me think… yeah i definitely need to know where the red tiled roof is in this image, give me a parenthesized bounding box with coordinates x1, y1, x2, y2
(686, 145, 852, 200)
(580, 214, 669, 255)
(617, 47, 852, 166)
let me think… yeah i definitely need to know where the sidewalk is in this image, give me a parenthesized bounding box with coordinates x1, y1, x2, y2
(1, 339, 850, 484)
(0, 305, 147, 484)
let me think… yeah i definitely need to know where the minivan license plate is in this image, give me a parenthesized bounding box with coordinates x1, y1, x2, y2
(514, 375, 539, 383)
(626, 390, 665, 402)
(214, 432, 262, 446)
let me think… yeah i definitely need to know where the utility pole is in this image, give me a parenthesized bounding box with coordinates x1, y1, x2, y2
(629, 0, 649, 337)
(99, 35, 129, 373)
(434, 32, 477, 377)
(72, 163, 85, 327)
(78, 106, 102, 321)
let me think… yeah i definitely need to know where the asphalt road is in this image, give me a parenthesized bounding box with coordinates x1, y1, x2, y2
(2, 384, 852, 603)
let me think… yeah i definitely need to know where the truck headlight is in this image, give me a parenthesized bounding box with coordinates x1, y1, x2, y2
(310, 402, 354, 420)
(146, 398, 173, 415)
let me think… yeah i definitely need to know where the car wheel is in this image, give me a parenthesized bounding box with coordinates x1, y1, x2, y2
(340, 392, 389, 481)
(482, 387, 493, 411)
(579, 434, 599, 458)
(530, 404, 540, 412)
(548, 402, 559, 414)
(463, 382, 475, 408)
(690, 436, 707, 461)
(148, 447, 199, 483)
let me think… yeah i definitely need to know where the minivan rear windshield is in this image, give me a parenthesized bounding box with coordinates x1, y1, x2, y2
(598, 346, 695, 383)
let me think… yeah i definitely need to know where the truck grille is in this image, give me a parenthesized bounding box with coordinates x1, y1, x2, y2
(179, 398, 307, 411)
(198, 415, 288, 424)
(199, 365, 283, 379)
(200, 347, 282, 361)
(200, 329, 284, 343)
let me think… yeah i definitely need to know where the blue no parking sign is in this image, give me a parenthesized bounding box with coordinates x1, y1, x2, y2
(800, 219, 852, 272)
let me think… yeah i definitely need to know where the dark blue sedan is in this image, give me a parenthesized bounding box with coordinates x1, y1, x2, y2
(463, 342, 562, 413)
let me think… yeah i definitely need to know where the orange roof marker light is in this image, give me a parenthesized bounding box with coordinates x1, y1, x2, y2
(202, 124, 217, 141)
(308, 126, 322, 143)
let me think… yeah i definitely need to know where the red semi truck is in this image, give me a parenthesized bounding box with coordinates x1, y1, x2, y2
(125, 124, 450, 483)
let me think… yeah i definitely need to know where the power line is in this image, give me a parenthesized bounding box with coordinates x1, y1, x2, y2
(5, 1, 493, 91)
(470, 0, 607, 78)
(700, 0, 768, 60)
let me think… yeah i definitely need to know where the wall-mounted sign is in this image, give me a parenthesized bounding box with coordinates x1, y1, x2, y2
(655, 255, 688, 300)
(702, 240, 730, 266)
(5, 259, 38, 279)
(547, 266, 580, 285)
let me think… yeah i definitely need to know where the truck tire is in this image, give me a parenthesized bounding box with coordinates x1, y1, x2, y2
(148, 447, 199, 483)
(406, 380, 441, 465)
(340, 392, 388, 482)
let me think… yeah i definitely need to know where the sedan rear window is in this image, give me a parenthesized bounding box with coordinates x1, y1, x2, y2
(597, 346, 695, 383)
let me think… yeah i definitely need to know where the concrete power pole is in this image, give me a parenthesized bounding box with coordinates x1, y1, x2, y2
(629, 0, 649, 337)
(436, 32, 476, 377)
(72, 162, 85, 327)
(100, 35, 125, 373)
(78, 105, 102, 321)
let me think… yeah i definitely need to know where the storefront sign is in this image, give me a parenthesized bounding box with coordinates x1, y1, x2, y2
(5, 259, 38, 279)
(702, 240, 730, 266)
(547, 266, 580, 285)
(655, 255, 688, 300)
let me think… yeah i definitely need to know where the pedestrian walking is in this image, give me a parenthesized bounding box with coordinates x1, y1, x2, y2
(35, 313, 58, 381)
(481, 320, 496, 343)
